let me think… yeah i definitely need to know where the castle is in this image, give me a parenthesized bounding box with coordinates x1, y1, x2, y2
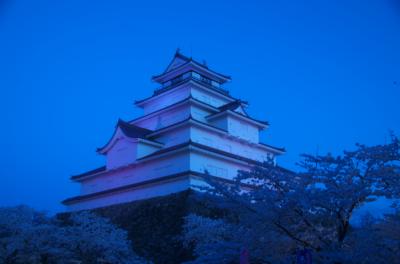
(63, 51, 285, 211)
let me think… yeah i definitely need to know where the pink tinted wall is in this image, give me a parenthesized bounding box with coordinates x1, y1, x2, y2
(81, 151, 190, 195)
(68, 176, 192, 211)
(106, 138, 139, 169)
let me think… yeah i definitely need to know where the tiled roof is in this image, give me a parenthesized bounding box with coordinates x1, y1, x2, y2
(153, 75, 231, 96)
(163, 50, 191, 73)
(135, 77, 236, 105)
(136, 141, 282, 166)
(154, 50, 231, 80)
(117, 119, 152, 138)
(145, 116, 228, 137)
(71, 166, 106, 180)
(96, 120, 155, 153)
(136, 141, 192, 161)
(207, 107, 269, 127)
(64, 164, 294, 205)
(63, 170, 253, 205)
(217, 100, 247, 112)
(259, 142, 286, 152)
(71, 139, 284, 181)
(130, 96, 219, 123)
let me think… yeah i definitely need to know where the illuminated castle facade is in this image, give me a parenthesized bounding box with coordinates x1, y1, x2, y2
(63, 51, 285, 211)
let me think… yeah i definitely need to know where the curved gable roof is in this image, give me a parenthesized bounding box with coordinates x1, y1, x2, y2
(117, 119, 151, 138)
(217, 100, 249, 115)
(163, 50, 191, 73)
(96, 119, 153, 154)
(152, 50, 231, 84)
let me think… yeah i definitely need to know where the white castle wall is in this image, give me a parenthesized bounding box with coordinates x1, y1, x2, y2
(141, 85, 191, 115)
(81, 151, 190, 195)
(190, 85, 231, 107)
(68, 176, 192, 211)
(189, 149, 251, 180)
(227, 115, 260, 143)
(106, 138, 138, 169)
(65, 59, 282, 211)
(137, 142, 162, 158)
(133, 103, 191, 131)
(151, 126, 190, 147)
(106, 138, 161, 169)
(138, 82, 232, 126)
(68, 146, 256, 211)
(190, 104, 216, 123)
(190, 126, 272, 162)
(207, 116, 228, 131)
(189, 104, 261, 145)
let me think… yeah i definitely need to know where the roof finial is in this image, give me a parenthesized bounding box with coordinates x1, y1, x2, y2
(175, 48, 181, 55)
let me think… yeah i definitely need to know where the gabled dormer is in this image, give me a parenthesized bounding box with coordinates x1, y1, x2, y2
(217, 100, 249, 116)
(97, 120, 163, 169)
(206, 100, 268, 143)
(163, 50, 190, 72)
(152, 49, 231, 90)
(135, 50, 235, 115)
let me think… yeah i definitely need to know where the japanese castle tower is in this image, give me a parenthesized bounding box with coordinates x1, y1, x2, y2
(63, 51, 285, 211)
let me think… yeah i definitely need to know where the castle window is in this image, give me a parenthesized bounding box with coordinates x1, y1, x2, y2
(201, 76, 211, 85)
(162, 80, 172, 87)
(182, 72, 191, 79)
(192, 72, 201, 79)
(211, 80, 220, 88)
(171, 75, 182, 85)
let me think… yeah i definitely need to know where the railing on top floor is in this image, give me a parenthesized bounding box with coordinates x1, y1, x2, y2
(154, 71, 230, 96)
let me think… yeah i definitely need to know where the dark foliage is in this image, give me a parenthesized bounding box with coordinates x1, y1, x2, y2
(85, 190, 230, 264)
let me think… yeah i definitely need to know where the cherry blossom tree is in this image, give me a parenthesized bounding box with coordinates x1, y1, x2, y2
(186, 135, 400, 263)
(0, 206, 149, 264)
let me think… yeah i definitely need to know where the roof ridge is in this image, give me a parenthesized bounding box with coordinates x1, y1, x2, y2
(153, 51, 231, 83)
(96, 119, 154, 154)
(130, 95, 221, 123)
(64, 170, 258, 205)
(117, 119, 152, 133)
(174, 49, 192, 62)
(162, 49, 192, 74)
(73, 139, 285, 181)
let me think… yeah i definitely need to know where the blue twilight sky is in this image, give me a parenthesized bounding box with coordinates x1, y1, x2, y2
(0, 0, 399, 213)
